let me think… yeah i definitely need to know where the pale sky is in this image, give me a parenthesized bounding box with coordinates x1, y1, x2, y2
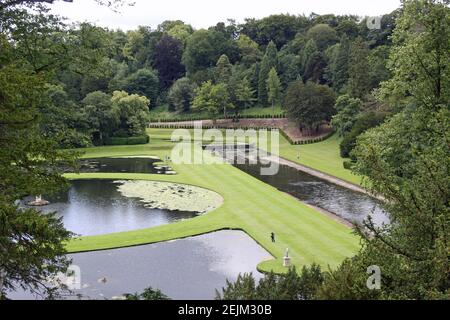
(49, 0, 401, 30)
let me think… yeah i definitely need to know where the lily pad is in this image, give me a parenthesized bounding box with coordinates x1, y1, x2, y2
(115, 180, 223, 214)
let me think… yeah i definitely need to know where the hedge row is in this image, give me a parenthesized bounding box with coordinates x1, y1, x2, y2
(149, 123, 334, 146)
(104, 135, 150, 146)
(149, 113, 286, 123)
(279, 129, 335, 146)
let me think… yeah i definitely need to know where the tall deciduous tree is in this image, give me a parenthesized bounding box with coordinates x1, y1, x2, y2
(284, 80, 336, 133)
(168, 77, 196, 112)
(153, 34, 185, 89)
(192, 81, 233, 121)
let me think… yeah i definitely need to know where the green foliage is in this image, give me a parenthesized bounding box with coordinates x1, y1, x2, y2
(266, 67, 282, 111)
(299, 39, 318, 74)
(111, 90, 150, 137)
(348, 37, 371, 99)
(122, 68, 159, 108)
(125, 287, 170, 300)
(284, 80, 336, 131)
(0, 35, 75, 299)
(192, 81, 233, 119)
(215, 54, 233, 85)
(331, 94, 363, 136)
(236, 34, 262, 66)
(233, 76, 256, 111)
(168, 77, 196, 112)
(182, 29, 239, 76)
(340, 111, 386, 158)
(332, 35, 351, 91)
(324, 0, 450, 300)
(306, 23, 339, 51)
(378, 0, 450, 110)
(105, 135, 149, 146)
(216, 265, 324, 300)
(258, 41, 278, 106)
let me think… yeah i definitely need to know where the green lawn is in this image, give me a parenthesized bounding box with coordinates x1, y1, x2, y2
(147, 128, 362, 185)
(66, 130, 360, 274)
(277, 134, 362, 186)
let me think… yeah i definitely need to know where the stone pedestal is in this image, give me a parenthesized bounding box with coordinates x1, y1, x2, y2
(283, 256, 291, 267)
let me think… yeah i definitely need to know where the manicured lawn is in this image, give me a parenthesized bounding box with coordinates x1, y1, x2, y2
(66, 131, 360, 273)
(278, 134, 362, 186)
(147, 128, 362, 185)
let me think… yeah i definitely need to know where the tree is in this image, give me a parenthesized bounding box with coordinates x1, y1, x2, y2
(266, 67, 282, 120)
(348, 37, 371, 99)
(82, 91, 119, 143)
(182, 29, 239, 76)
(216, 265, 324, 300)
(0, 0, 132, 10)
(332, 35, 351, 91)
(215, 54, 232, 85)
(192, 81, 233, 121)
(0, 36, 75, 300)
(323, 0, 450, 300)
(153, 34, 185, 89)
(168, 77, 196, 112)
(258, 41, 278, 106)
(306, 23, 339, 51)
(303, 51, 327, 84)
(125, 287, 170, 300)
(378, 0, 449, 110)
(236, 34, 262, 66)
(284, 80, 336, 133)
(122, 68, 159, 108)
(299, 39, 318, 74)
(340, 111, 386, 158)
(331, 94, 362, 136)
(234, 76, 256, 111)
(111, 91, 150, 136)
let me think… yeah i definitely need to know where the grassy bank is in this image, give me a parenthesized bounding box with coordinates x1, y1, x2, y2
(66, 131, 360, 273)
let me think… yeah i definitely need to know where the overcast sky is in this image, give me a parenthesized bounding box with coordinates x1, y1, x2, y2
(49, 0, 401, 30)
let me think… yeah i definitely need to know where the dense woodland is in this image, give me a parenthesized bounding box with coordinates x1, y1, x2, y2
(0, 0, 448, 300)
(2, 4, 397, 152)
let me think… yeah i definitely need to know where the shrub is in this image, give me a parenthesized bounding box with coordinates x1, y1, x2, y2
(340, 112, 387, 158)
(105, 135, 149, 146)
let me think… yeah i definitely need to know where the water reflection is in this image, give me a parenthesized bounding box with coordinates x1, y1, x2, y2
(9, 231, 272, 300)
(28, 180, 198, 236)
(234, 162, 389, 226)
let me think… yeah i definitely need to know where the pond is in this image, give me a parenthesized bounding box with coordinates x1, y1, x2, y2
(8, 231, 272, 300)
(26, 179, 200, 236)
(234, 161, 389, 226)
(77, 157, 165, 174)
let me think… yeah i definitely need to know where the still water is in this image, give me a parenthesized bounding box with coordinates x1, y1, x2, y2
(9, 231, 272, 300)
(234, 162, 389, 226)
(29, 179, 198, 236)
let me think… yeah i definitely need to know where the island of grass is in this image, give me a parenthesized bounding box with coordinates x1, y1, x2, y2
(65, 128, 360, 274)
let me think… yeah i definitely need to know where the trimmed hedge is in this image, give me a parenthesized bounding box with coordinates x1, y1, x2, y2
(149, 123, 335, 146)
(105, 135, 150, 146)
(149, 113, 286, 123)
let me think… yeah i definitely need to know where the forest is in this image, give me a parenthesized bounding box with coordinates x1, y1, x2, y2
(2, 5, 396, 153)
(0, 0, 448, 301)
